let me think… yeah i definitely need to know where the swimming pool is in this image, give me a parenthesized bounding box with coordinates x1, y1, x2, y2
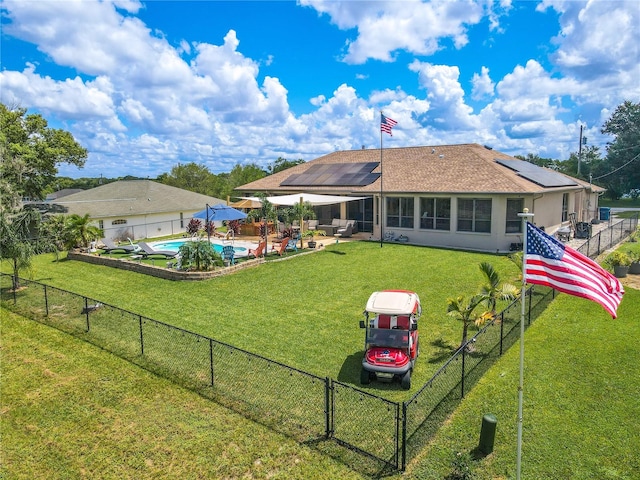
(150, 239, 254, 258)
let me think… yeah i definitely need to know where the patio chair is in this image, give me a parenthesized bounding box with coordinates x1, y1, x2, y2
(222, 245, 235, 265)
(99, 238, 139, 254)
(248, 240, 267, 258)
(137, 241, 179, 259)
(336, 223, 353, 238)
(307, 219, 318, 230)
(286, 237, 298, 252)
(271, 238, 290, 256)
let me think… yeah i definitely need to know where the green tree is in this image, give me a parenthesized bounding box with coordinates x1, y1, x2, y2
(157, 162, 215, 195)
(0, 104, 87, 211)
(40, 214, 68, 260)
(0, 209, 40, 289)
(227, 164, 266, 196)
(178, 240, 221, 271)
(514, 153, 558, 169)
(596, 100, 640, 198)
(477, 262, 519, 316)
(446, 294, 484, 348)
(268, 157, 305, 174)
(64, 214, 102, 249)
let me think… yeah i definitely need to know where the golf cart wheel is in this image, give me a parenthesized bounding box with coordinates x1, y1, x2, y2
(360, 368, 371, 385)
(401, 371, 411, 390)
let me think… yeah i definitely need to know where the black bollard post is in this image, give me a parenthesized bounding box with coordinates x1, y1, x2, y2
(478, 413, 497, 455)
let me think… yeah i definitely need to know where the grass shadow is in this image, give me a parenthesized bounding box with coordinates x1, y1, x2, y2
(428, 337, 457, 364)
(337, 351, 363, 383)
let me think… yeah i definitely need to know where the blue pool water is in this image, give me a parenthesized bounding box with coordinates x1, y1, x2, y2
(151, 239, 249, 256)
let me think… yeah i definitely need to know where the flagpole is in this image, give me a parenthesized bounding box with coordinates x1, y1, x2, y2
(516, 208, 534, 480)
(380, 111, 384, 248)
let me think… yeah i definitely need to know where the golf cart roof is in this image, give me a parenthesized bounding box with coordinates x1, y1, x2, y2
(365, 290, 421, 315)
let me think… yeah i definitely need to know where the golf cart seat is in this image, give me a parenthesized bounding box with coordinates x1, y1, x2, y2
(372, 314, 411, 329)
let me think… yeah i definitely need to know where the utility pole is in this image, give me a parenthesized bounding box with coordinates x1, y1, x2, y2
(578, 124, 583, 176)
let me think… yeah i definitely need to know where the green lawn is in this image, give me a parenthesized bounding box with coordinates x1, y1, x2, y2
(2, 241, 639, 478)
(0, 309, 363, 480)
(407, 288, 640, 480)
(3, 241, 521, 402)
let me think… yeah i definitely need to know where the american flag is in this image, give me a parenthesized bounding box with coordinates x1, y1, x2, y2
(525, 222, 624, 318)
(380, 113, 397, 136)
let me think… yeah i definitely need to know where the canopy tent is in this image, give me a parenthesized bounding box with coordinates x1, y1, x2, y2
(230, 198, 262, 210)
(240, 193, 368, 206)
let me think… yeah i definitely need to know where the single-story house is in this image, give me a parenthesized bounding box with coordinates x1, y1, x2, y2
(236, 143, 605, 253)
(53, 180, 225, 241)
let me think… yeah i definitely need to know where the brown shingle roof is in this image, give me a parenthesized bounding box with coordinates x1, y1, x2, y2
(238, 143, 603, 195)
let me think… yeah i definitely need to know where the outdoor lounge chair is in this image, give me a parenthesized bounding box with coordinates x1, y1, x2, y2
(137, 241, 179, 259)
(99, 238, 140, 254)
(222, 245, 235, 265)
(248, 240, 267, 258)
(336, 223, 353, 238)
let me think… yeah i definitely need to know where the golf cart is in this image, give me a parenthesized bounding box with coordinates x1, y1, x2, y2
(359, 290, 422, 390)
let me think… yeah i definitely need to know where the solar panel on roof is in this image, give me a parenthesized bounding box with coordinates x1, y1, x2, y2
(282, 162, 380, 187)
(496, 159, 577, 187)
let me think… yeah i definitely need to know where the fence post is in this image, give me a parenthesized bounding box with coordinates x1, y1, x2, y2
(44, 284, 49, 316)
(461, 345, 466, 398)
(139, 315, 144, 355)
(401, 402, 407, 471)
(325, 377, 332, 438)
(84, 297, 90, 332)
(209, 339, 215, 387)
(499, 312, 504, 355)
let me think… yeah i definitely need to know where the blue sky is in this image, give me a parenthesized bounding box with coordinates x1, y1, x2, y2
(1, 0, 639, 179)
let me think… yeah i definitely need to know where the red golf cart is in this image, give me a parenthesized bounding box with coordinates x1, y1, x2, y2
(359, 290, 422, 390)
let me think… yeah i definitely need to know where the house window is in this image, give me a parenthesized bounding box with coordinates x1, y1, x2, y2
(562, 193, 569, 222)
(506, 198, 524, 233)
(112, 219, 127, 225)
(98, 220, 104, 230)
(457, 198, 492, 233)
(386, 197, 414, 228)
(420, 197, 450, 230)
(180, 213, 184, 229)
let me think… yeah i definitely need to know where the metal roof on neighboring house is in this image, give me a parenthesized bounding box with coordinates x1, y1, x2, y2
(236, 143, 605, 195)
(54, 180, 225, 218)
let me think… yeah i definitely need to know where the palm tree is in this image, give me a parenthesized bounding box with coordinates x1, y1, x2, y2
(64, 214, 102, 249)
(446, 294, 485, 348)
(0, 209, 39, 290)
(478, 262, 519, 317)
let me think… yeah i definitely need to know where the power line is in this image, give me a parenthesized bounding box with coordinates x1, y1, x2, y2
(591, 151, 640, 181)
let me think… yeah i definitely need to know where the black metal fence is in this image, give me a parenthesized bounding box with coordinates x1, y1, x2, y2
(575, 214, 638, 258)
(2, 215, 635, 471)
(1, 273, 558, 472)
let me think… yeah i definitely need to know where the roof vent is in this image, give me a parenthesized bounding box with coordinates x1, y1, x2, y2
(484, 145, 493, 150)
(432, 148, 436, 154)
(439, 154, 444, 158)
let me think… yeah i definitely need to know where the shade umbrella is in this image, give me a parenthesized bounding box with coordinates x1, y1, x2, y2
(193, 203, 247, 242)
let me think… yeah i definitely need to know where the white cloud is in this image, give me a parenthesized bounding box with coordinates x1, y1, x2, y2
(302, 0, 486, 64)
(409, 61, 478, 129)
(540, 0, 640, 97)
(471, 66, 495, 100)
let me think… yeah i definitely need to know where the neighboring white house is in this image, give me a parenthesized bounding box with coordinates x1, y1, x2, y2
(237, 143, 605, 253)
(53, 180, 225, 241)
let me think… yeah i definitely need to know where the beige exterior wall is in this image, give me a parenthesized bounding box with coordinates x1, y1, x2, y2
(374, 189, 587, 253)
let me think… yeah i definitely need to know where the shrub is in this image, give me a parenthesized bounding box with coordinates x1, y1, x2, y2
(186, 219, 202, 235)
